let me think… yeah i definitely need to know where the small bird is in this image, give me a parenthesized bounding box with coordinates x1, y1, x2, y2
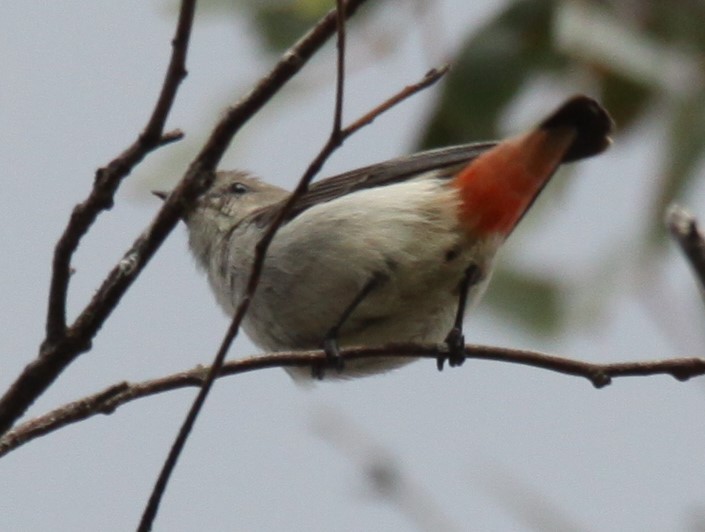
(160, 95, 613, 380)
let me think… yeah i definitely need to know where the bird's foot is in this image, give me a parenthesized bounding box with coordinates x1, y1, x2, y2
(312, 336, 345, 379)
(437, 327, 466, 371)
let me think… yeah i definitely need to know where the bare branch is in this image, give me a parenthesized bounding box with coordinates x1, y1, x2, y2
(2, 344, 703, 458)
(44, 0, 196, 344)
(343, 65, 450, 137)
(332, 0, 347, 135)
(0, 0, 196, 438)
(666, 204, 705, 293)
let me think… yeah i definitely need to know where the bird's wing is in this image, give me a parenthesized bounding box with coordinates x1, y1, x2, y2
(252, 141, 497, 225)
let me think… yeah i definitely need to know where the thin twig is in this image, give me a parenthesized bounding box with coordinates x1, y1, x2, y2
(344, 65, 450, 136)
(2, 344, 703, 458)
(44, 0, 195, 344)
(332, 0, 346, 135)
(666, 204, 705, 293)
(0, 0, 371, 440)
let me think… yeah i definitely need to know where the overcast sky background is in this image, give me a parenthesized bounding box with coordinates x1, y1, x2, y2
(3, 1, 705, 530)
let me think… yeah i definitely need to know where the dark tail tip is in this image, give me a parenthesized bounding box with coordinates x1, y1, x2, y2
(151, 190, 168, 200)
(540, 95, 614, 163)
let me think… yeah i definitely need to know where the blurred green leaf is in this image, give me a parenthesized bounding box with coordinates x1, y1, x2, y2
(484, 266, 564, 335)
(418, 0, 564, 148)
(599, 73, 654, 130)
(641, 0, 705, 52)
(194, 0, 361, 53)
(254, 0, 331, 52)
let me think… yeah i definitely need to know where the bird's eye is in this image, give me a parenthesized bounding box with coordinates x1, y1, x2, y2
(227, 182, 249, 195)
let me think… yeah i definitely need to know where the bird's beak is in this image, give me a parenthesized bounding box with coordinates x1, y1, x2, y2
(151, 190, 169, 201)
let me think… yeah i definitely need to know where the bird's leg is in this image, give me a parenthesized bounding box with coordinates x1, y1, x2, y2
(438, 263, 482, 371)
(312, 273, 386, 379)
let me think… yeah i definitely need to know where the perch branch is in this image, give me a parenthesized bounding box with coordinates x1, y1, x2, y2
(2, 344, 703, 458)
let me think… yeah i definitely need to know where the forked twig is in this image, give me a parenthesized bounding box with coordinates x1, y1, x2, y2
(0, 0, 196, 438)
(45, 0, 195, 344)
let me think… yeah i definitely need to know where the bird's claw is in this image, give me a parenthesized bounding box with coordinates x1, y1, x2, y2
(437, 327, 466, 371)
(312, 336, 345, 379)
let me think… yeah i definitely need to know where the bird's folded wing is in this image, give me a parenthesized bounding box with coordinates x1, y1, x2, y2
(253, 141, 497, 225)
